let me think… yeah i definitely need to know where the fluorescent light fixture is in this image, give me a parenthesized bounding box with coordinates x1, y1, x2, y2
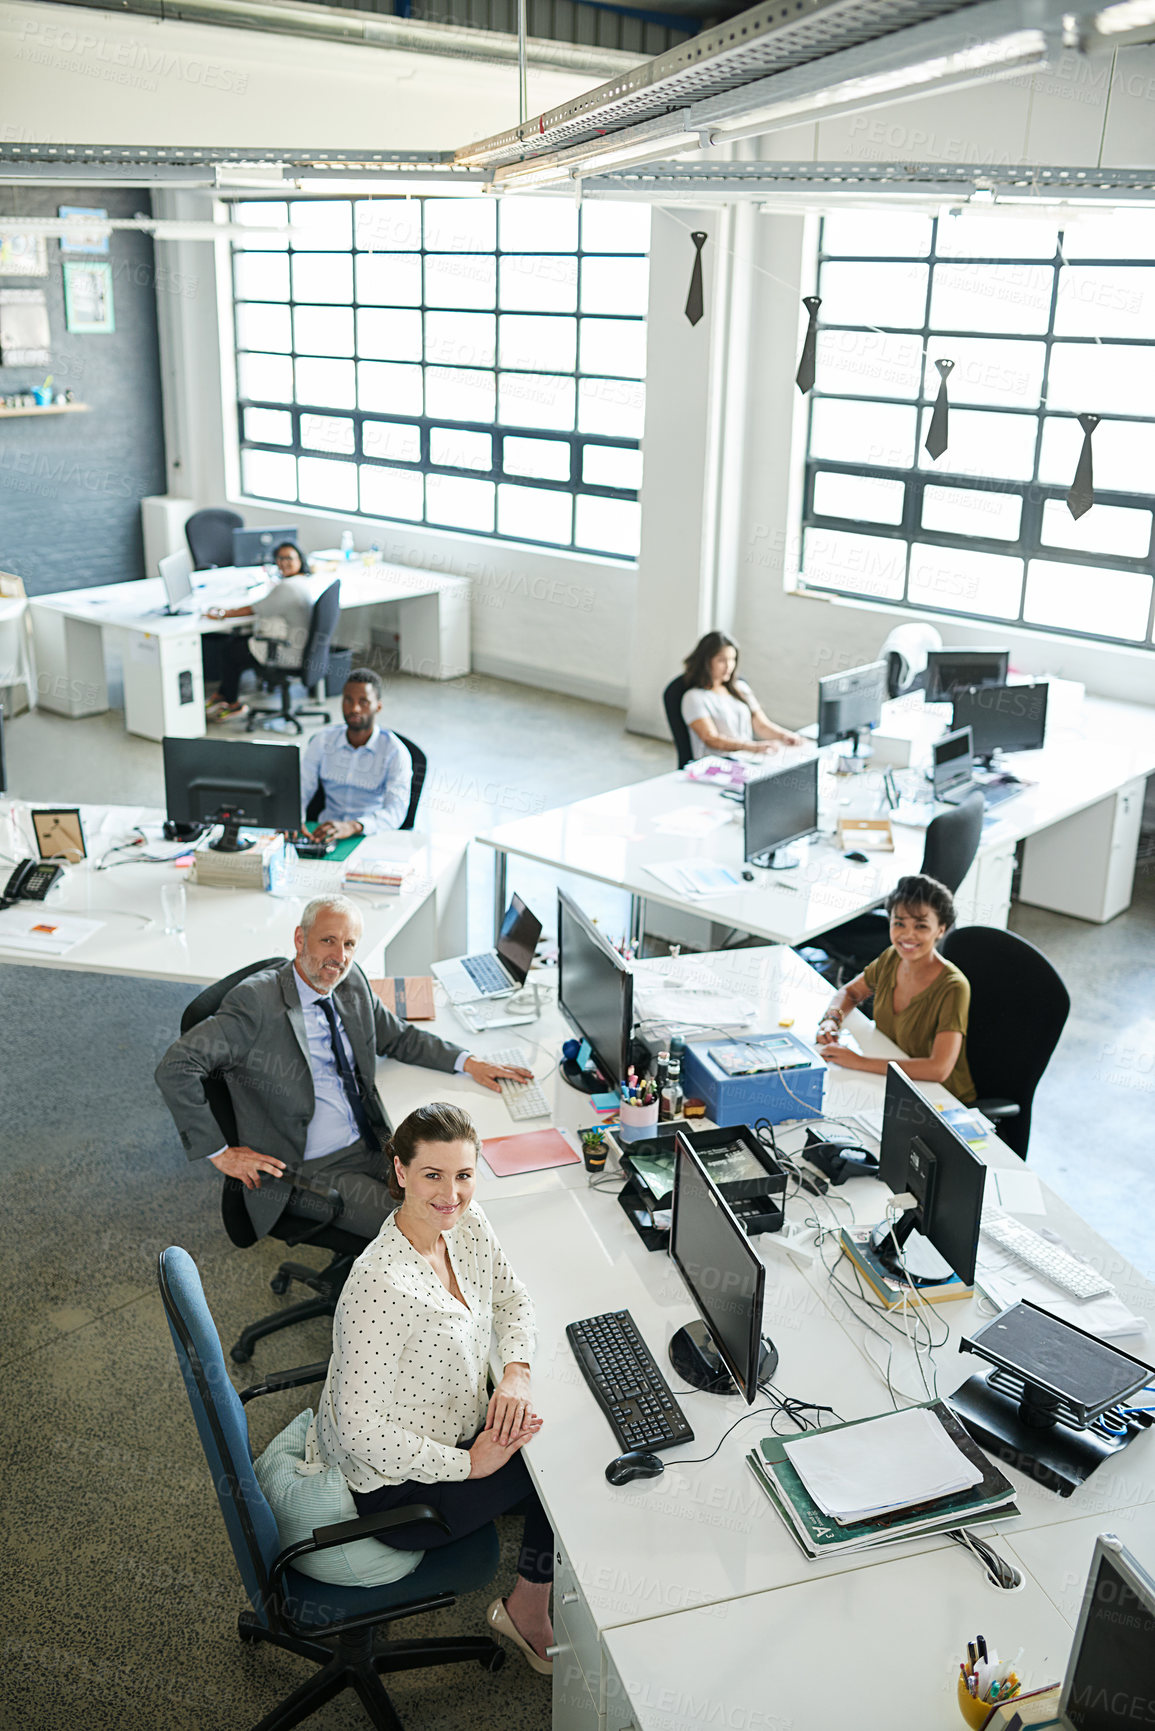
(0, 216, 292, 242)
(494, 118, 698, 189)
(702, 29, 1049, 141)
(1088, 0, 1155, 32)
(284, 176, 488, 196)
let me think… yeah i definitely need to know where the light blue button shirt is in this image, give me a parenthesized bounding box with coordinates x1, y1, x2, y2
(300, 722, 412, 835)
(293, 967, 364, 1160)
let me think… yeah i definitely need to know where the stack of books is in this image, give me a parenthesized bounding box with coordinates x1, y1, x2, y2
(747, 1401, 1017, 1559)
(192, 830, 288, 890)
(343, 859, 414, 895)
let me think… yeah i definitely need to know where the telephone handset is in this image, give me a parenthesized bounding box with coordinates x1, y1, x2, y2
(1, 858, 64, 908)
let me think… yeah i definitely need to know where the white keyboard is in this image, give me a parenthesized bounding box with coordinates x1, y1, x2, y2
(488, 1046, 551, 1122)
(982, 1214, 1113, 1301)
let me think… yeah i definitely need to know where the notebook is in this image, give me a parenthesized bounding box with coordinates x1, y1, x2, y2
(369, 976, 435, 1021)
(481, 1129, 581, 1177)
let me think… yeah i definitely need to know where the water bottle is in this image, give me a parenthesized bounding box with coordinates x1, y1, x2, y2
(340, 530, 354, 560)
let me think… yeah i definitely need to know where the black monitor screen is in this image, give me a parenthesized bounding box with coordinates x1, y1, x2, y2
(952, 681, 1048, 759)
(744, 758, 819, 864)
(557, 890, 633, 1087)
(1065, 1543, 1155, 1731)
(925, 647, 1009, 702)
(816, 660, 888, 747)
(878, 1064, 986, 1285)
(232, 525, 300, 566)
(496, 894, 541, 987)
(670, 1136, 765, 1404)
(932, 727, 974, 799)
(163, 737, 302, 831)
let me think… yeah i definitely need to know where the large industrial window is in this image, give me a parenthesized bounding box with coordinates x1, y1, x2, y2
(229, 196, 649, 560)
(799, 209, 1155, 650)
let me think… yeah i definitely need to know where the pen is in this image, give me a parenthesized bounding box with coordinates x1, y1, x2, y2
(977, 1636, 988, 1663)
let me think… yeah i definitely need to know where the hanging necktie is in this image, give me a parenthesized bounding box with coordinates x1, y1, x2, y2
(316, 995, 381, 1152)
(684, 232, 707, 327)
(1066, 413, 1100, 519)
(923, 358, 955, 461)
(795, 296, 821, 394)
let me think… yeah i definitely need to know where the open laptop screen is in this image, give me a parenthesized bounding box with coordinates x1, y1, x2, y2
(932, 727, 974, 800)
(496, 894, 541, 987)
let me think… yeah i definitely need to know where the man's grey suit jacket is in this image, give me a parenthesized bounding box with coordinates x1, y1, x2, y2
(155, 959, 465, 1168)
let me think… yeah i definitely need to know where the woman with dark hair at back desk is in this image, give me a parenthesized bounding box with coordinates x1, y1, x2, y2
(680, 631, 804, 759)
(204, 541, 317, 721)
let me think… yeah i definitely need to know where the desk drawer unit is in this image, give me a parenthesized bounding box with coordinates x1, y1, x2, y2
(955, 840, 1017, 929)
(1019, 776, 1146, 922)
(553, 1540, 602, 1692)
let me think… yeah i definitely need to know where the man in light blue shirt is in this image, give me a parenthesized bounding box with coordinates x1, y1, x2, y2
(301, 667, 413, 840)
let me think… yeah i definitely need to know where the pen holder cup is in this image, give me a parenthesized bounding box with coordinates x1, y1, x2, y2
(957, 1674, 992, 1729)
(619, 1102, 659, 1132)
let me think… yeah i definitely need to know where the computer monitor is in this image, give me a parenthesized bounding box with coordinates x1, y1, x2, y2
(952, 681, 1048, 762)
(1060, 1535, 1155, 1728)
(668, 1135, 773, 1400)
(557, 889, 634, 1093)
(816, 659, 888, 750)
(495, 894, 541, 988)
(232, 525, 299, 567)
(924, 646, 1009, 702)
(932, 726, 974, 801)
(744, 756, 819, 869)
(158, 549, 194, 614)
(873, 1063, 986, 1286)
(163, 737, 302, 853)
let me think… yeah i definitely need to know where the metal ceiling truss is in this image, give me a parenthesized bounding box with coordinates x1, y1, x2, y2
(584, 160, 1155, 201)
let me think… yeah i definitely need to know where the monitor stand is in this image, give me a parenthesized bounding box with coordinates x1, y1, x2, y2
(209, 806, 254, 853)
(669, 1320, 778, 1396)
(950, 1373, 1142, 1498)
(559, 1055, 604, 1095)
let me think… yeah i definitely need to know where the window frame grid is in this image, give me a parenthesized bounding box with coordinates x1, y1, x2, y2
(229, 198, 649, 559)
(800, 220, 1155, 651)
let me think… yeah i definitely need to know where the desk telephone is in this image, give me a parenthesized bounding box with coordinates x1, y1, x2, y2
(2, 858, 64, 908)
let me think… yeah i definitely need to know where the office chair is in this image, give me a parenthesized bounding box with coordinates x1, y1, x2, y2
(940, 926, 1070, 1159)
(159, 1246, 504, 1731)
(180, 956, 367, 1365)
(806, 793, 985, 983)
(304, 733, 427, 833)
(186, 508, 244, 571)
(663, 675, 694, 770)
(247, 581, 341, 736)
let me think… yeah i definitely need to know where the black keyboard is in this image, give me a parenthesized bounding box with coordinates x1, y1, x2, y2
(567, 1309, 694, 1453)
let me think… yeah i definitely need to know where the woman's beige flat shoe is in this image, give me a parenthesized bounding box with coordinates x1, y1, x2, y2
(486, 1597, 553, 1676)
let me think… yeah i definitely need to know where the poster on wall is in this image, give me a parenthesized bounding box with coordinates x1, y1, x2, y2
(58, 207, 110, 254)
(0, 289, 51, 365)
(63, 261, 114, 334)
(0, 233, 48, 277)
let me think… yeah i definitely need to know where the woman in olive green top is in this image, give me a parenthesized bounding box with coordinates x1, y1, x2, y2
(815, 874, 976, 1103)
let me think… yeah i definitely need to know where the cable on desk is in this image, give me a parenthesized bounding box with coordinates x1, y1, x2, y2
(947, 1528, 1022, 1591)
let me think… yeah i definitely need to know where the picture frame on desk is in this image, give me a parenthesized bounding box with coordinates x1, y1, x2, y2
(32, 807, 86, 865)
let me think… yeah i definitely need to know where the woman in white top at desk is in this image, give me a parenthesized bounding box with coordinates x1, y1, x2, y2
(680, 631, 804, 758)
(317, 1103, 555, 1675)
(204, 541, 316, 720)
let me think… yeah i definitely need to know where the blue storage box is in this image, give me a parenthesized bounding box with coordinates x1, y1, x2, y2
(681, 1032, 826, 1126)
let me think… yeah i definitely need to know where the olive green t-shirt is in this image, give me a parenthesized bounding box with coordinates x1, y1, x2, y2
(862, 947, 976, 1104)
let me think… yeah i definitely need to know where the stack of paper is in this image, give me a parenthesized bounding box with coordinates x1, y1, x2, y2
(344, 859, 414, 894)
(643, 858, 742, 899)
(0, 907, 103, 956)
(747, 1401, 1017, 1559)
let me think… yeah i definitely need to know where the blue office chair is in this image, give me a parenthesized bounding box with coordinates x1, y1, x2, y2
(248, 581, 342, 735)
(159, 1245, 504, 1730)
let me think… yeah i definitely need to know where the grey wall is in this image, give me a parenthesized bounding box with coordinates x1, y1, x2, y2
(0, 186, 166, 595)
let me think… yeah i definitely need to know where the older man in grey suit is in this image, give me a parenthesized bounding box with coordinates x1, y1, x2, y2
(155, 893, 532, 1240)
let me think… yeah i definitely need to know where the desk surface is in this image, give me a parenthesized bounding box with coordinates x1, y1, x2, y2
(476, 690, 1155, 945)
(0, 801, 464, 985)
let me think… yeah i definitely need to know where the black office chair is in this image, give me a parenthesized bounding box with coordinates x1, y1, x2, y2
(247, 581, 341, 736)
(180, 956, 367, 1364)
(663, 675, 694, 770)
(807, 792, 985, 983)
(940, 926, 1070, 1159)
(186, 507, 243, 571)
(305, 732, 427, 833)
(160, 1245, 503, 1731)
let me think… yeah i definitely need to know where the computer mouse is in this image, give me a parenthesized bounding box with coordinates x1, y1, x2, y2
(801, 1138, 879, 1185)
(605, 1451, 665, 1486)
(844, 851, 870, 864)
(742, 868, 755, 881)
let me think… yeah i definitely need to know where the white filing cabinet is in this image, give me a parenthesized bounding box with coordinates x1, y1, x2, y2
(1018, 775, 1148, 923)
(552, 1537, 603, 1731)
(954, 837, 1018, 929)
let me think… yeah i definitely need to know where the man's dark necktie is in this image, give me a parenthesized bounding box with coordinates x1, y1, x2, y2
(1067, 413, 1100, 519)
(684, 231, 707, 326)
(316, 995, 380, 1152)
(795, 296, 821, 394)
(924, 358, 954, 460)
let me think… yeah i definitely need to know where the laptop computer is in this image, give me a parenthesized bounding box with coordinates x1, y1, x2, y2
(432, 894, 542, 1005)
(933, 726, 1023, 811)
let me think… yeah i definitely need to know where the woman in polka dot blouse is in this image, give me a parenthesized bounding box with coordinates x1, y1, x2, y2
(318, 1101, 555, 1674)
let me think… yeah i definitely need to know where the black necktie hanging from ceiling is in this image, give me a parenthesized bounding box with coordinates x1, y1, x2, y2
(684, 232, 707, 327)
(923, 358, 955, 461)
(795, 296, 821, 394)
(1067, 413, 1100, 519)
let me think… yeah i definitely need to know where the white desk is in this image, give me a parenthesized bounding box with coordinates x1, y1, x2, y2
(385, 948, 1154, 1731)
(27, 561, 472, 742)
(478, 690, 1155, 943)
(0, 801, 467, 985)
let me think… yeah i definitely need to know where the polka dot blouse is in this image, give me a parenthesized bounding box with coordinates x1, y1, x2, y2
(317, 1202, 536, 1492)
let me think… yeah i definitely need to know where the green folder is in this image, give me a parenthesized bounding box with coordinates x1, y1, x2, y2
(304, 824, 364, 863)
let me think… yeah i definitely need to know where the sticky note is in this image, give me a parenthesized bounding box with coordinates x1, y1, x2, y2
(576, 1039, 592, 1070)
(591, 1092, 620, 1110)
